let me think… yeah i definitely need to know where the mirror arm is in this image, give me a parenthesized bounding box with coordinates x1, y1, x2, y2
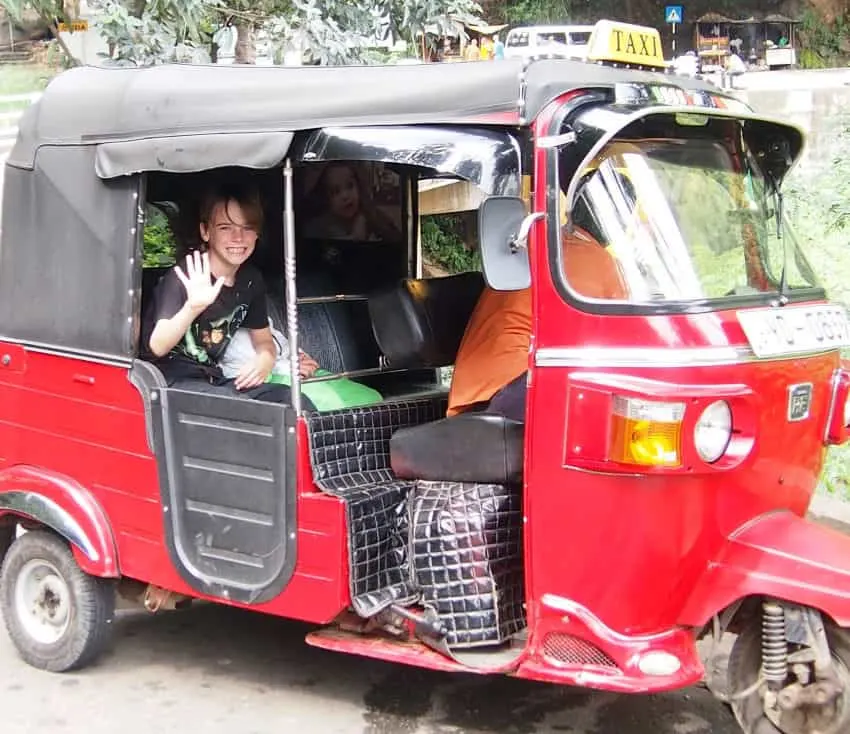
(510, 212, 546, 253)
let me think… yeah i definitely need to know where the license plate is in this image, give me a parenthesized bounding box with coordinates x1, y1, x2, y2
(737, 304, 850, 358)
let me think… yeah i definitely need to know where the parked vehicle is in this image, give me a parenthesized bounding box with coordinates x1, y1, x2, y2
(503, 23, 596, 61)
(1, 20, 849, 734)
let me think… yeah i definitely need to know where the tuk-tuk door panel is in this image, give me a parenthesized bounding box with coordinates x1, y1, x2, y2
(131, 362, 298, 605)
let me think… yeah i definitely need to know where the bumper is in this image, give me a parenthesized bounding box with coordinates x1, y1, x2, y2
(516, 595, 704, 693)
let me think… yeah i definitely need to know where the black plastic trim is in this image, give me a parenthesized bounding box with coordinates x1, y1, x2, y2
(0, 491, 100, 562)
(133, 367, 298, 605)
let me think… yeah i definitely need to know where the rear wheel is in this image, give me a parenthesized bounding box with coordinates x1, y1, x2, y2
(0, 530, 115, 672)
(728, 623, 850, 734)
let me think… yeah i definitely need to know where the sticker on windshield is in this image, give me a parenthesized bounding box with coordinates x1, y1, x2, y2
(737, 304, 850, 358)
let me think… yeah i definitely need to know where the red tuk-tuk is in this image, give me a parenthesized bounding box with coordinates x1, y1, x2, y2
(1, 20, 849, 733)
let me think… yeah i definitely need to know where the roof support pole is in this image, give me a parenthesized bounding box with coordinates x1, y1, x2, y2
(283, 158, 302, 414)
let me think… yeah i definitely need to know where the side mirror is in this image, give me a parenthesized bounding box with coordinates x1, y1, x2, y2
(478, 196, 545, 291)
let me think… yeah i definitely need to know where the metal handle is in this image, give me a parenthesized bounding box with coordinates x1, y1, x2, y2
(1, 354, 10, 367)
(510, 212, 546, 253)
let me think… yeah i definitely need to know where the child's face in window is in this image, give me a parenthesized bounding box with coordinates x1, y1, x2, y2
(326, 166, 360, 221)
(201, 198, 258, 269)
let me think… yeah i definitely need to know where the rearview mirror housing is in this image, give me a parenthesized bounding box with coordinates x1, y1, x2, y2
(478, 196, 543, 291)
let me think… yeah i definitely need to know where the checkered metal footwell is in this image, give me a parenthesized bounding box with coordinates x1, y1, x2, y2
(307, 398, 526, 645)
(409, 480, 525, 647)
(307, 398, 444, 617)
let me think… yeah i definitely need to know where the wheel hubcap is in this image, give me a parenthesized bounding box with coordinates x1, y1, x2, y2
(14, 559, 71, 645)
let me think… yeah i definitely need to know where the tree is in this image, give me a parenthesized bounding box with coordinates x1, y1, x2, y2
(89, 0, 483, 67)
(0, 0, 81, 64)
(92, 0, 214, 65)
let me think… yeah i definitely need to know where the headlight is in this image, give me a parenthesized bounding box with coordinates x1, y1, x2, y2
(694, 400, 732, 463)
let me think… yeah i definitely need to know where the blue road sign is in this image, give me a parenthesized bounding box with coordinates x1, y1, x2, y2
(665, 5, 683, 24)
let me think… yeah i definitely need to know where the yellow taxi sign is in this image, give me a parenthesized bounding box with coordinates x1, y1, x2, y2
(57, 20, 89, 32)
(586, 20, 666, 69)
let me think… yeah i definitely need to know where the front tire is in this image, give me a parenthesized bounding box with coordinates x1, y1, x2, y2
(728, 622, 850, 734)
(0, 530, 115, 672)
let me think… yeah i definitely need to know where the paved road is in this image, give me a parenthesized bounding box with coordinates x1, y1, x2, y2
(0, 602, 741, 734)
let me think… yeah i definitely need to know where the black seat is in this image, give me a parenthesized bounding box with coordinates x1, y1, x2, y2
(264, 271, 380, 375)
(368, 272, 485, 369)
(141, 265, 377, 376)
(391, 412, 524, 485)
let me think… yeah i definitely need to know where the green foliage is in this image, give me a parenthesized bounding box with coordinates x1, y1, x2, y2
(89, 0, 482, 66)
(92, 0, 215, 65)
(142, 208, 177, 267)
(798, 9, 850, 69)
(799, 47, 828, 70)
(421, 215, 480, 273)
(783, 114, 850, 500)
(0, 64, 52, 94)
(503, 0, 573, 25)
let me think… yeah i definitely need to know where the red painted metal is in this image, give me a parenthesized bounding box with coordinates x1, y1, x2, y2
(515, 598, 704, 692)
(2, 84, 850, 694)
(520, 93, 850, 663)
(0, 465, 119, 577)
(305, 627, 474, 674)
(0, 349, 349, 624)
(679, 511, 850, 627)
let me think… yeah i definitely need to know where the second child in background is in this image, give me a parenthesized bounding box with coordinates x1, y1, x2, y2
(302, 162, 402, 242)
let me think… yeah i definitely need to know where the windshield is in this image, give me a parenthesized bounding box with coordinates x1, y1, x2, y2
(557, 131, 819, 305)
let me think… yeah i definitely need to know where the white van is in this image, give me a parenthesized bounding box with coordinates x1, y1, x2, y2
(504, 24, 596, 61)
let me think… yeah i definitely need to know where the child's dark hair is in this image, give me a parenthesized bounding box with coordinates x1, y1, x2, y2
(174, 182, 264, 260)
(198, 182, 264, 232)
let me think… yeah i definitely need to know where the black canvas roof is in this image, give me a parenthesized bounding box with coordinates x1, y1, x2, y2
(11, 59, 725, 153)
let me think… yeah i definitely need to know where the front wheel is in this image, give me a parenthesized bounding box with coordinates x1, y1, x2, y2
(0, 530, 115, 672)
(728, 622, 850, 734)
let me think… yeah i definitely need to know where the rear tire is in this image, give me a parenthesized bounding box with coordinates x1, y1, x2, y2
(0, 530, 115, 672)
(728, 622, 850, 734)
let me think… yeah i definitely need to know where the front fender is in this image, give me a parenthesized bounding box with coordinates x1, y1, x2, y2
(679, 511, 850, 627)
(0, 466, 119, 577)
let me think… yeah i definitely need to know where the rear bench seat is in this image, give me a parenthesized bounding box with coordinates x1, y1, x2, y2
(140, 266, 375, 375)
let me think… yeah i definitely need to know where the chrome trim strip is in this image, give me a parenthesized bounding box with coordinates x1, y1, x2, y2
(534, 345, 841, 368)
(825, 370, 843, 444)
(537, 131, 577, 149)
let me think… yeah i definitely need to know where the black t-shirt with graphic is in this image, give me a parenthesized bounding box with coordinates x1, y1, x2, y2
(143, 264, 268, 384)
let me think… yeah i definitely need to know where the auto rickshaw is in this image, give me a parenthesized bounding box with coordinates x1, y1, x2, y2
(1, 19, 849, 734)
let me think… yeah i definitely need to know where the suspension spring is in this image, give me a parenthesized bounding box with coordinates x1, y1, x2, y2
(762, 601, 789, 687)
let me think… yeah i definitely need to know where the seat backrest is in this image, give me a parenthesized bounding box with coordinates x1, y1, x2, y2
(266, 271, 379, 375)
(141, 265, 377, 375)
(368, 272, 485, 369)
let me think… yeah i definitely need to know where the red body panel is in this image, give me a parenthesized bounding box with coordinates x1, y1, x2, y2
(0, 465, 119, 577)
(518, 95, 850, 666)
(0, 349, 350, 624)
(680, 511, 850, 627)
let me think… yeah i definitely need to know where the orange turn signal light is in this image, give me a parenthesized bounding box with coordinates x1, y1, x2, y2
(609, 396, 685, 467)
